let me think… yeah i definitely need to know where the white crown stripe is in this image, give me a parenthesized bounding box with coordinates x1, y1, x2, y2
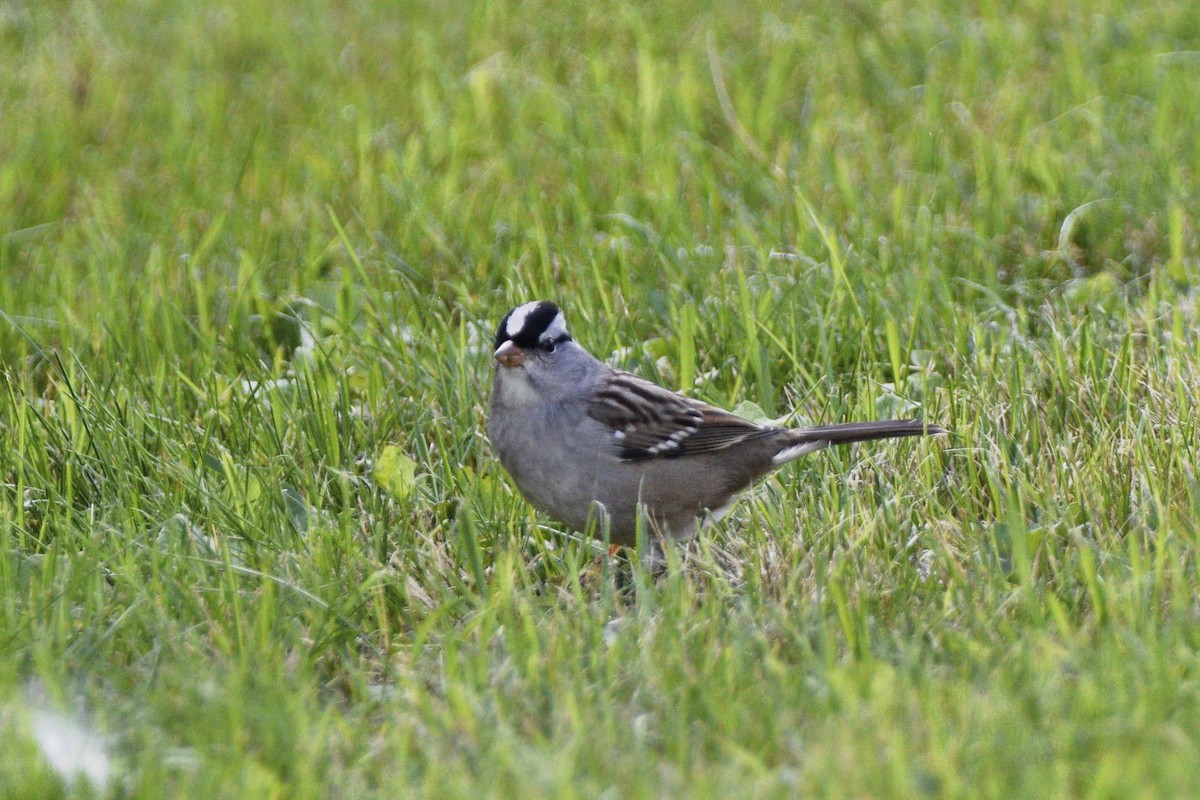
(505, 301, 543, 338)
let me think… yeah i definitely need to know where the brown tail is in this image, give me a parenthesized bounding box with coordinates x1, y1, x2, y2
(771, 419, 945, 466)
(794, 419, 946, 445)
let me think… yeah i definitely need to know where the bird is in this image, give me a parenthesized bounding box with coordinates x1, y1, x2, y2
(487, 300, 945, 549)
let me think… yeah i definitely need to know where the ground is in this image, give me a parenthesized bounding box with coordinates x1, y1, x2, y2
(1, 0, 1199, 797)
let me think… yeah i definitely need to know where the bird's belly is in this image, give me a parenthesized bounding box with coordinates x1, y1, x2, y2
(588, 457, 745, 545)
(493, 411, 749, 545)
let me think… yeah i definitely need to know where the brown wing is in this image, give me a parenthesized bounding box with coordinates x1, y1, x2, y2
(587, 371, 774, 460)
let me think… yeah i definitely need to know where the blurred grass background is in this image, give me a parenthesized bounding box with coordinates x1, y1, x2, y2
(2, 0, 1200, 796)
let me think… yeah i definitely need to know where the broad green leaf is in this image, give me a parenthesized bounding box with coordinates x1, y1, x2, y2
(374, 445, 418, 501)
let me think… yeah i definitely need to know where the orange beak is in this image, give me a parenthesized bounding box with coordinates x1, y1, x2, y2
(494, 340, 525, 368)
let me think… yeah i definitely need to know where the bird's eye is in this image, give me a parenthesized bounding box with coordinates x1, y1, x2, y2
(542, 341, 556, 353)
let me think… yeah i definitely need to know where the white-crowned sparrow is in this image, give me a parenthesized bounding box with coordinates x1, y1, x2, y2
(488, 301, 945, 547)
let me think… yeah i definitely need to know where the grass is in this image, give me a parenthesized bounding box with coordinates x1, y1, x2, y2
(2, 0, 1200, 796)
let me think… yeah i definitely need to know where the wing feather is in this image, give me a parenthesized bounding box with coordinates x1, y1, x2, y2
(587, 371, 773, 460)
